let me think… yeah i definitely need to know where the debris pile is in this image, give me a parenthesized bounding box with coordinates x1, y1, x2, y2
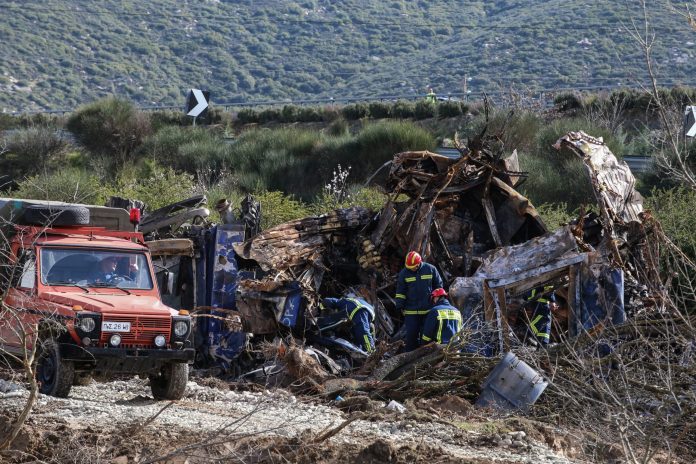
(142, 129, 677, 410)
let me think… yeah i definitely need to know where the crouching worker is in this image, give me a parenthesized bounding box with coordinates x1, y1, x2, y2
(320, 296, 376, 353)
(421, 288, 462, 345)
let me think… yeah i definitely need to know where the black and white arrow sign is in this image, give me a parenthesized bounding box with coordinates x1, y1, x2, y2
(185, 89, 210, 118)
(685, 105, 696, 138)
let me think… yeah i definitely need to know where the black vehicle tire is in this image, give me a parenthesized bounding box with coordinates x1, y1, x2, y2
(36, 339, 75, 398)
(22, 205, 90, 227)
(149, 363, 188, 400)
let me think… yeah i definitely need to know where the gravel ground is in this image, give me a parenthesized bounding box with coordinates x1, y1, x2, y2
(0, 378, 583, 463)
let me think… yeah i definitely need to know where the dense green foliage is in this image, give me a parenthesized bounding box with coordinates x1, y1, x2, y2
(4, 91, 696, 268)
(66, 97, 152, 164)
(2, 1, 694, 112)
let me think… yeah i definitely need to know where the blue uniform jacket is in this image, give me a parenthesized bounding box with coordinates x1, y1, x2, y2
(421, 299, 462, 345)
(526, 286, 555, 344)
(395, 262, 443, 315)
(322, 297, 376, 353)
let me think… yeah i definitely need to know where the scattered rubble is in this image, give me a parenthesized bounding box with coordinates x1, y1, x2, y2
(3, 125, 691, 461)
(0, 377, 583, 463)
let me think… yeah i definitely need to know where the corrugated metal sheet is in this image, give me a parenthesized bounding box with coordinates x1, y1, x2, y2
(554, 132, 644, 224)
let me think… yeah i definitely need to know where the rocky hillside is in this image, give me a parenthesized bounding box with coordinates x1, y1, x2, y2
(1, 0, 694, 112)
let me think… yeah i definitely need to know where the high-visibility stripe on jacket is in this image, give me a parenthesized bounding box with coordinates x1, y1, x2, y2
(421, 300, 462, 344)
(394, 262, 443, 314)
(322, 297, 376, 353)
(525, 286, 554, 345)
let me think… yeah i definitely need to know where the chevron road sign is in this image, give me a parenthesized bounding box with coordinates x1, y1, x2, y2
(185, 89, 210, 118)
(685, 105, 696, 138)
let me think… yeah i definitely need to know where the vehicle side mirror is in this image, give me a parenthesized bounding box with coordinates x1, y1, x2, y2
(161, 271, 175, 296)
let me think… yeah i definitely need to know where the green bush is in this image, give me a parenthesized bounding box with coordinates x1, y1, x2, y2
(437, 100, 463, 118)
(1, 127, 71, 177)
(107, 162, 195, 210)
(8, 168, 107, 205)
(312, 185, 387, 215)
(518, 153, 594, 210)
(140, 126, 227, 173)
(237, 108, 260, 124)
(320, 105, 341, 122)
(17, 112, 63, 129)
(0, 113, 19, 131)
(414, 100, 436, 120)
(296, 106, 323, 122)
(327, 118, 349, 136)
(391, 100, 415, 119)
(554, 92, 584, 112)
(647, 188, 696, 261)
(254, 190, 309, 230)
(535, 203, 575, 231)
(281, 105, 300, 123)
(454, 110, 543, 157)
(259, 108, 282, 123)
(334, 121, 435, 181)
(66, 97, 152, 165)
(222, 122, 433, 200)
(149, 110, 186, 130)
(224, 128, 321, 196)
(368, 102, 392, 119)
(341, 103, 369, 120)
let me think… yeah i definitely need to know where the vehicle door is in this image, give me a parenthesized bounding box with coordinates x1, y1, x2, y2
(0, 249, 38, 351)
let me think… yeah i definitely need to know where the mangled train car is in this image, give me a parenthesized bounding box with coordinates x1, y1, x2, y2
(136, 128, 662, 380)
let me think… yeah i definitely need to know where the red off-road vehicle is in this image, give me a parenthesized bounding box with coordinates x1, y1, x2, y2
(0, 199, 194, 399)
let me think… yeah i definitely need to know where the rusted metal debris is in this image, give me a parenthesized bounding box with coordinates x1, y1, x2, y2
(364, 149, 546, 283)
(229, 129, 664, 363)
(233, 206, 372, 272)
(139, 127, 670, 385)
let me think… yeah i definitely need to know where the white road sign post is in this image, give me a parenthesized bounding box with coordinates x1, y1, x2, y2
(684, 105, 696, 138)
(185, 89, 210, 125)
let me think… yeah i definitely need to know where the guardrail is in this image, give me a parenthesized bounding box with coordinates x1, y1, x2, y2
(436, 148, 653, 174)
(8, 83, 668, 116)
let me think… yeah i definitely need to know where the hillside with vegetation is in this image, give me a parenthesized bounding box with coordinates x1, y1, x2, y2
(1, 0, 694, 112)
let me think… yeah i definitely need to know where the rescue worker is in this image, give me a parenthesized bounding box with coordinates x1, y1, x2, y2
(421, 288, 462, 345)
(525, 285, 557, 348)
(320, 295, 376, 353)
(425, 87, 437, 103)
(395, 251, 444, 351)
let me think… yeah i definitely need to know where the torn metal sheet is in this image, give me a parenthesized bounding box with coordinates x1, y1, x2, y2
(233, 207, 372, 272)
(474, 227, 579, 280)
(554, 131, 644, 224)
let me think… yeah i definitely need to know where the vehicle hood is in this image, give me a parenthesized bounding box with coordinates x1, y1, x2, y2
(41, 292, 176, 316)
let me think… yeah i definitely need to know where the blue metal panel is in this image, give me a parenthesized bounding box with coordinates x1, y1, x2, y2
(205, 224, 247, 369)
(279, 282, 303, 328)
(580, 266, 625, 330)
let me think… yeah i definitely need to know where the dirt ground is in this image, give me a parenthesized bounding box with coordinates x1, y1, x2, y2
(0, 368, 596, 464)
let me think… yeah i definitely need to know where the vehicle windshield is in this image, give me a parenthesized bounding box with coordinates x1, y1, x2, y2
(40, 248, 154, 290)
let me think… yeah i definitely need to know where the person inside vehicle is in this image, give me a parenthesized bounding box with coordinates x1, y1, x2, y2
(94, 256, 120, 283)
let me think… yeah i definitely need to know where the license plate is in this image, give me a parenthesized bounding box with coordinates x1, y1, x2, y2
(102, 321, 131, 332)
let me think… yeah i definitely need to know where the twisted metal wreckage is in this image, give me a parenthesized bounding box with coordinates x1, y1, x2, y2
(142, 130, 664, 392)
